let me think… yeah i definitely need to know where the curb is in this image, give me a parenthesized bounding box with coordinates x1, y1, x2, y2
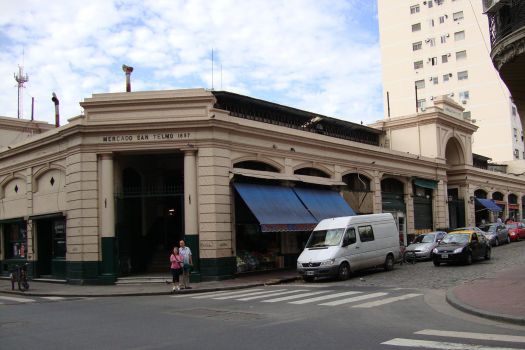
(1, 276, 300, 298)
(446, 288, 525, 326)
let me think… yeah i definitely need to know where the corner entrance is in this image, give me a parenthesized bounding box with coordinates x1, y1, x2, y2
(115, 153, 185, 276)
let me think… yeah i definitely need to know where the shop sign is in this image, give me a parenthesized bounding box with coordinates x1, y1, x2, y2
(101, 132, 191, 143)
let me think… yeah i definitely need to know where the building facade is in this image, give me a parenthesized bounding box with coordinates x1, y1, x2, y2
(1, 89, 524, 284)
(378, 0, 524, 163)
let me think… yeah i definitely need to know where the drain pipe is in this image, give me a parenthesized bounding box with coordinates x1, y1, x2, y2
(122, 64, 134, 92)
(52, 92, 60, 127)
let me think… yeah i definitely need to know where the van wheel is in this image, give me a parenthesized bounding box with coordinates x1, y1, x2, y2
(338, 262, 350, 281)
(302, 276, 315, 283)
(384, 254, 395, 271)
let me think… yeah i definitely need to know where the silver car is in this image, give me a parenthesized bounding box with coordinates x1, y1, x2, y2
(405, 231, 447, 260)
(480, 223, 510, 246)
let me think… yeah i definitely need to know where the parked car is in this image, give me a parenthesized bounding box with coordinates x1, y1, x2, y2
(479, 223, 510, 246)
(404, 231, 447, 260)
(506, 222, 525, 241)
(432, 230, 491, 266)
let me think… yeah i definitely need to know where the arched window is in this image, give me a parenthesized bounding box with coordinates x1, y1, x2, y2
(381, 178, 404, 194)
(294, 167, 330, 178)
(343, 173, 371, 192)
(233, 161, 279, 172)
(474, 189, 487, 199)
(492, 192, 504, 201)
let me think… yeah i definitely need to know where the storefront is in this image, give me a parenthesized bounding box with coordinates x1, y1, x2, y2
(412, 178, 436, 235)
(1, 218, 27, 275)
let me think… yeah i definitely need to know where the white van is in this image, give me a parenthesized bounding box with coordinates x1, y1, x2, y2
(297, 213, 401, 282)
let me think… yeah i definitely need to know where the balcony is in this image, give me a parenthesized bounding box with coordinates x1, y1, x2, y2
(487, 0, 525, 113)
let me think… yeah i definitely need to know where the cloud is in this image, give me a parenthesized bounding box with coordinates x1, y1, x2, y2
(0, 0, 383, 125)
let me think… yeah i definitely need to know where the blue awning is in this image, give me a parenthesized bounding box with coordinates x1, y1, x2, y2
(233, 183, 317, 232)
(475, 198, 502, 212)
(293, 187, 356, 221)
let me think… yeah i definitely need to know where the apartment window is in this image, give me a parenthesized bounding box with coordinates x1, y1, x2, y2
(429, 18, 435, 27)
(410, 4, 420, 14)
(413, 41, 422, 51)
(459, 90, 470, 101)
(412, 23, 421, 32)
(454, 31, 465, 41)
(458, 70, 468, 80)
(514, 149, 520, 160)
(453, 11, 464, 21)
(432, 76, 439, 84)
(427, 37, 436, 46)
(442, 54, 448, 63)
(428, 1, 433, 7)
(440, 35, 448, 44)
(512, 106, 517, 116)
(456, 50, 467, 60)
(443, 73, 451, 81)
(439, 15, 446, 24)
(436, 0, 444, 5)
(514, 128, 518, 138)
(414, 60, 424, 70)
(417, 99, 427, 109)
(415, 79, 426, 89)
(430, 57, 438, 65)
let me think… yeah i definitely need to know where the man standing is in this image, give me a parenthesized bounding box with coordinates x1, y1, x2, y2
(179, 240, 193, 289)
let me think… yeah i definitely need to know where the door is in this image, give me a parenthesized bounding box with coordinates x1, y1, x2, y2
(36, 220, 53, 276)
(342, 227, 361, 271)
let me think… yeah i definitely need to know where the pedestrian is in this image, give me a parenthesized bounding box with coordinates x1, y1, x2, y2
(179, 240, 193, 289)
(169, 247, 183, 292)
(497, 217, 502, 224)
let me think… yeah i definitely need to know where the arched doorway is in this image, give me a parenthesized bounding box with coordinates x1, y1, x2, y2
(474, 189, 490, 225)
(492, 192, 505, 220)
(508, 193, 518, 221)
(445, 137, 466, 229)
(342, 173, 372, 214)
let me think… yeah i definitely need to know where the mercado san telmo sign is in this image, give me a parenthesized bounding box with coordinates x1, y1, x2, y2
(101, 132, 191, 143)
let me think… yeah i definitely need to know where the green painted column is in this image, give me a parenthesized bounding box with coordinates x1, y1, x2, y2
(99, 153, 116, 283)
(183, 149, 200, 282)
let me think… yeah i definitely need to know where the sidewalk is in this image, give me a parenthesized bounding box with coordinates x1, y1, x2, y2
(0, 269, 300, 298)
(447, 266, 525, 325)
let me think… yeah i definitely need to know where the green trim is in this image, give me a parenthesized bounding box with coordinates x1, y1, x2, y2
(382, 194, 406, 212)
(200, 257, 236, 281)
(100, 237, 116, 278)
(28, 212, 65, 220)
(0, 217, 25, 224)
(66, 261, 100, 285)
(184, 235, 201, 282)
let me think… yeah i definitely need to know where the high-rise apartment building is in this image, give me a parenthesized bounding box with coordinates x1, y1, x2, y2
(378, 0, 523, 163)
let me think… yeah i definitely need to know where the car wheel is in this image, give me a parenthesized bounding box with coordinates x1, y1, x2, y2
(484, 247, 491, 260)
(384, 254, 394, 271)
(302, 276, 315, 283)
(465, 252, 473, 265)
(433, 259, 440, 267)
(338, 262, 350, 281)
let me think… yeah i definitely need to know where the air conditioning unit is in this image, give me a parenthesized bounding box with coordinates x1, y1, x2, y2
(462, 100, 467, 104)
(423, 1, 427, 4)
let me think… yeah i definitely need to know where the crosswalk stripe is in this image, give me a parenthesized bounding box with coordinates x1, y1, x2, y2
(262, 291, 332, 303)
(42, 297, 66, 301)
(189, 289, 264, 299)
(415, 330, 525, 344)
(381, 338, 521, 350)
(213, 289, 288, 300)
(352, 293, 422, 308)
(289, 291, 363, 305)
(0, 296, 35, 303)
(237, 289, 310, 301)
(319, 292, 388, 306)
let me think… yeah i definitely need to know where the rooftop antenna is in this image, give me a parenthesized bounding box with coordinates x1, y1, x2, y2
(14, 65, 29, 119)
(211, 48, 214, 90)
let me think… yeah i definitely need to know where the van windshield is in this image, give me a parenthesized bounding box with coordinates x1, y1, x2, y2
(306, 228, 345, 248)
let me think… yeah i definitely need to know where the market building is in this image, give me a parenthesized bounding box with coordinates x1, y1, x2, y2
(1, 88, 524, 284)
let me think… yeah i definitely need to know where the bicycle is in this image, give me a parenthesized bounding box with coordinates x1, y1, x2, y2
(403, 250, 417, 265)
(10, 263, 30, 292)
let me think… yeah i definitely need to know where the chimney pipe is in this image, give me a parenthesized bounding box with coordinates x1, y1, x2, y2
(52, 92, 60, 127)
(122, 64, 134, 92)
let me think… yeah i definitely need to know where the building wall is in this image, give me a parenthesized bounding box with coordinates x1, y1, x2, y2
(378, 0, 523, 162)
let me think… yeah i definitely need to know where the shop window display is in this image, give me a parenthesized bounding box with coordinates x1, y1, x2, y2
(4, 222, 27, 259)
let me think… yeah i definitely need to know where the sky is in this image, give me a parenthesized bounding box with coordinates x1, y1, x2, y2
(0, 0, 383, 126)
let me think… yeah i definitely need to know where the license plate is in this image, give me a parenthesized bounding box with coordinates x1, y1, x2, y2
(442, 254, 448, 259)
(306, 271, 315, 276)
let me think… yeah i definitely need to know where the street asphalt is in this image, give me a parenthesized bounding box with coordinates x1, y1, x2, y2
(1, 263, 524, 325)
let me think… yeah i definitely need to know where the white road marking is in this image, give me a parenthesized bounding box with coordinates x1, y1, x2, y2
(415, 330, 525, 344)
(289, 291, 363, 304)
(352, 293, 422, 308)
(188, 289, 264, 299)
(262, 291, 332, 303)
(213, 289, 288, 300)
(319, 292, 388, 306)
(237, 290, 310, 301)
(42, 296, 66, 301)
(0, 296, 35, 303)
(382, 338, 521, 350)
